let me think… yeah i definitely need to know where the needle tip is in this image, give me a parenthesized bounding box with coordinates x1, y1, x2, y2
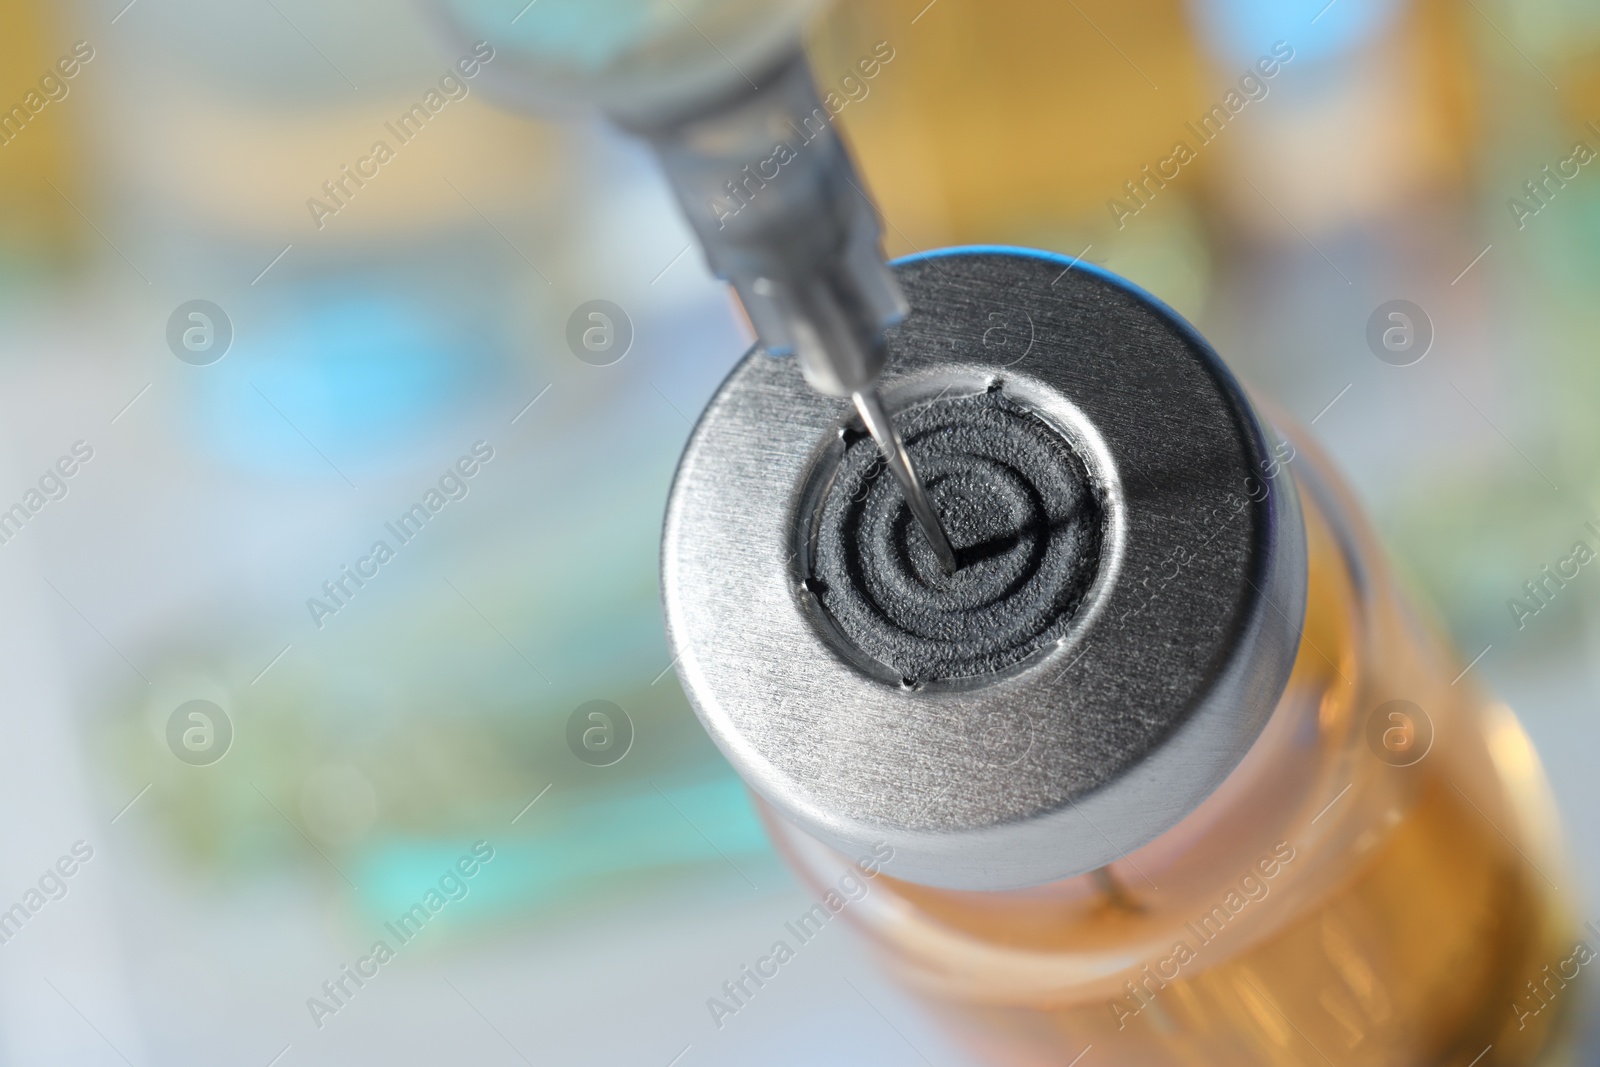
(851, 390, 958, 574)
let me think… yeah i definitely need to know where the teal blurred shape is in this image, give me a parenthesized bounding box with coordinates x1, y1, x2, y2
(1186, 0, 1400, 68)
(350, 775, 773, 931)
(192, 276, 507, 477)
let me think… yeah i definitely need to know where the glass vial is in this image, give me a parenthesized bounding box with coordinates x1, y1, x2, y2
(662, 247, 1585, 1065)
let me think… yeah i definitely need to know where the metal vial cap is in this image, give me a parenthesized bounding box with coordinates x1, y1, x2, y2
(662, 247, 1307, 890)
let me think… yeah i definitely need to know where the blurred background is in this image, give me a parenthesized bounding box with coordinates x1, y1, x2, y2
(0, 0, 1597, 1062)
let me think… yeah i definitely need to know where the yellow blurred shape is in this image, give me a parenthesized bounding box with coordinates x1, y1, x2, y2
(810, 0, 1210, 250)
(0, 0, 81, 265)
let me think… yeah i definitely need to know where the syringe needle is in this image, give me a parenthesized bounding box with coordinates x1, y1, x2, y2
(852, 388, 959, 575)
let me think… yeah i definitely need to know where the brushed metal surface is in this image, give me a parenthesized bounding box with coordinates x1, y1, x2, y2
(661, 247, 1307, 889)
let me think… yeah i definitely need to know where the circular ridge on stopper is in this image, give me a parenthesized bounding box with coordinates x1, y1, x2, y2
(811, 389, 1102, 681)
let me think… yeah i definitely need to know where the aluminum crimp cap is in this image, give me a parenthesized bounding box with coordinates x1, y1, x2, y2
(662, 246, 1307, 890)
